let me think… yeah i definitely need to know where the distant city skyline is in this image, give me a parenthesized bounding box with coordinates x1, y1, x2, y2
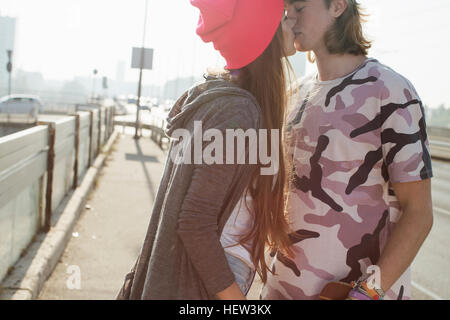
(0, 0, 449, 108)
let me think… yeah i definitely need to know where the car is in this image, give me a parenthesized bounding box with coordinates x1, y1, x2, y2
(139, 105, 151, 111)
(127, 95, 138, 105)
(0, 94, 43, 122)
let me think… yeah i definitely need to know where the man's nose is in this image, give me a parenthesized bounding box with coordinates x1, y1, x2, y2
(285, 6, 297, 21)
(285, 6, 297, 25)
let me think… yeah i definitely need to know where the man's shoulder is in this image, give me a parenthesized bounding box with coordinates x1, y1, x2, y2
(365, 58, 417, 94)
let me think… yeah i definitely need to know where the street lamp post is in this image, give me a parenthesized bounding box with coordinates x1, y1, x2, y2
(6, 50, 13, 96)
(134, 0, 149, 140)
(92, 69, 98, 102)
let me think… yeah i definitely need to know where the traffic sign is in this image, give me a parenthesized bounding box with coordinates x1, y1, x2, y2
(131, 47, 153, 70)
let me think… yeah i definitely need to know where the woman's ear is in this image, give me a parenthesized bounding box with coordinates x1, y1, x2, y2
(330, 0, 348, 18)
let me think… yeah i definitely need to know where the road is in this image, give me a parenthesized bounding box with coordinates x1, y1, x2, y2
(410, 159, 450, 300)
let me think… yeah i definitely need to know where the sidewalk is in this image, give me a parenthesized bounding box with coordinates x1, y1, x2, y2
(38, 131, 166, 299)
(38, 130, 264, 299)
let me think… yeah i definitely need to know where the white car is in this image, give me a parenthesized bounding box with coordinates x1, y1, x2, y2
(0, 95, 43, 122)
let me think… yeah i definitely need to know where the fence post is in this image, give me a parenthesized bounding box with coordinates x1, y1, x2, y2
(107, 107, 111, 138)
(88, 110, 93, 167)
(72, 113, 80, 189)
(108, 106, 112, 137)
(110, 106, 116, 135)
(44, 123, 55, 232)
(104, 107, 109, 141)
(97, 108, 102, 155)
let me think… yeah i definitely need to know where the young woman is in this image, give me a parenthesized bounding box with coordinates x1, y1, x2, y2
(117, 0, 297, 300)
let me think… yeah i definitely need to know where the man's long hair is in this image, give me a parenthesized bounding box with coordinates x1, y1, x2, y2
(309, 0, 372, 62)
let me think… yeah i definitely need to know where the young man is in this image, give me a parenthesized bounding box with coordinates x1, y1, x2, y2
(261, 0, 433, 300)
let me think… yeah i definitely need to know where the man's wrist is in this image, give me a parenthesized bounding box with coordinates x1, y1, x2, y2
(347, 279, 385, 300)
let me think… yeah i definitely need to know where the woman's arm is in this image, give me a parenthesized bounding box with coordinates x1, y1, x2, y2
(176, 161, 249, 299)
(176, 101, 259, 299)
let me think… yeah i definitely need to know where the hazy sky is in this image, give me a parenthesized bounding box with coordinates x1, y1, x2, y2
(1, 0, 449, 108)
(0, 0, 224, 86)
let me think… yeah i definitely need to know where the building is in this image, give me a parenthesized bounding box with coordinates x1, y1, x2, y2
(0, 15, 16, 96)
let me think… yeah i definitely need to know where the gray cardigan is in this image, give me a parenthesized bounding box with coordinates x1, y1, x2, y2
(117, 79, 262, 299)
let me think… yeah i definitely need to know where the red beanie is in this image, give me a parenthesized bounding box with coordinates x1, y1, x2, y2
(191, 0, 284, 70)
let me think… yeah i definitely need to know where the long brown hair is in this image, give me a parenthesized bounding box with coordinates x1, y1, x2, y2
(229, 24, 295, 283)
(309, 0, 371, 62)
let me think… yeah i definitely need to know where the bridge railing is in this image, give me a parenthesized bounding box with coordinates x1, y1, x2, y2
(0, 105, 115, 283)
(114, 107, 170, 149)
(428, 127, 450, 160)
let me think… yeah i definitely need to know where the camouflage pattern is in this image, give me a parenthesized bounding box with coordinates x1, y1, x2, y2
(260, 58, 433, 300)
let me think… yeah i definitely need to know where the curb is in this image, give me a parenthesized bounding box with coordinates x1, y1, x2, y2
(0, 129, 120, 300)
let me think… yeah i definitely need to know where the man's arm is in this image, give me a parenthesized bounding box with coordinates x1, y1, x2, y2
(376, 179, 433, 293)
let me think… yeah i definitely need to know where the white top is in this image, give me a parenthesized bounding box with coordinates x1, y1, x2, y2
(221, 175, 279, 270)
(220, 193, 255, 270)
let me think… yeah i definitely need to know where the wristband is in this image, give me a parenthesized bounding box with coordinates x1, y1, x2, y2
(360, 281, 384, 300)
(347, 288, 372, 300)
(350, 279, 384, 300)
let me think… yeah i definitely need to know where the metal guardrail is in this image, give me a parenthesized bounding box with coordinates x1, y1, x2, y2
(428, 126, 450, 161)
(429, 139, 450, 161)
(428, 127, 450, 140)
(114, 109, 169, 149)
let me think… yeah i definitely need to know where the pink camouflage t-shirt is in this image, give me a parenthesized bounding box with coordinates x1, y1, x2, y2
(260, 58, 433, 300)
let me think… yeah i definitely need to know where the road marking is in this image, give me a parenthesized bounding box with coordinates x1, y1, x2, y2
(412, 281, 443, 300)
(434, 206, 450, 217)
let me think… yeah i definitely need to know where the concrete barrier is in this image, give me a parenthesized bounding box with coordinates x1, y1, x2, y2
(0, 126, 48, 282)
(0, 105, 115, 284)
